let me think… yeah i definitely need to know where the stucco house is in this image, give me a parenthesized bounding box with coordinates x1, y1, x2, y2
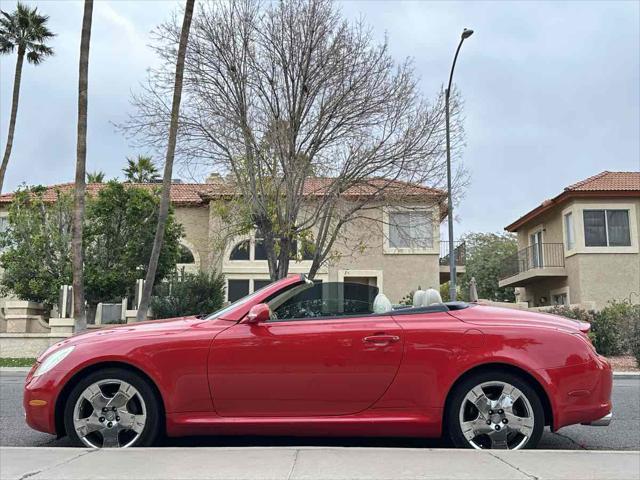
(499, 171, 640, 309)
(0, 177, 464, 306)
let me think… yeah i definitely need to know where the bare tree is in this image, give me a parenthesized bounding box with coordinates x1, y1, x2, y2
(136, 0, 195, 322)
(72, 0, 93, 331)
(123, 0, 466, 281)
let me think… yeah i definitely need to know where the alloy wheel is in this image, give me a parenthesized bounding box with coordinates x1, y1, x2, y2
(73, 379, 147, 448)
(458, 380, 535, 450)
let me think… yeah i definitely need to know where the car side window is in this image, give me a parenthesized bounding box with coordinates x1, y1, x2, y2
(270, 282, 379, 321)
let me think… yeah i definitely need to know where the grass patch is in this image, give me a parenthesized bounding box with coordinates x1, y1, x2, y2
(0, 357, 36, 367)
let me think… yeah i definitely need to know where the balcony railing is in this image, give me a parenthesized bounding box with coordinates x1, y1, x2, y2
(439, 241, 466, 266)
(499, 243, 565, 280)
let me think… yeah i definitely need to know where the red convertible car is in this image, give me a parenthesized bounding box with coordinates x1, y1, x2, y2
(24, 275, 612, 450)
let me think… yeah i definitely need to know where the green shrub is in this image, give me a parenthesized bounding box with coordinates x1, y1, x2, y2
(547, 301, 640, 358)
(589, 308, 624, 356)
(631, 321, 640, 367)
(150, 271, 225, 319)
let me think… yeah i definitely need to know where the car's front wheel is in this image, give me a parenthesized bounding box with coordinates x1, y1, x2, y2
(64, 367, 162, 448)
(447, 371, 544, 450)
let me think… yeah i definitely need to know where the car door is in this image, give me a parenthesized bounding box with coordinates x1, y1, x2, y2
(208, 282, 403, 417)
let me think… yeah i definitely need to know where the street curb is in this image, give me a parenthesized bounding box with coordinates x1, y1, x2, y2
(613, 371, 640, 379)
(0, 367, 31, 372)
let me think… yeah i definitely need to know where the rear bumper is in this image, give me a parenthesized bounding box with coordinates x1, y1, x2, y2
(541, 355, 613, 430)
(581, 412, 612, 426)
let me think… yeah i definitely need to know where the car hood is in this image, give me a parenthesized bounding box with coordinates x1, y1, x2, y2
(38, 315, 206, 360)
(449, 305, 590, 333)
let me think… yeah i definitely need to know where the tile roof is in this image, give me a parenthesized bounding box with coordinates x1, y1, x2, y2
(0, 178, 444, 206)
(505, 171, 640, 232)
(565, 171, 640, 192)
(204, 177, 444, 199)
(0, 182, 214, 206)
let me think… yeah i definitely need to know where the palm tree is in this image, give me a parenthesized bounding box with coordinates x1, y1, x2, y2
(86, 170, 105, 183)
(72, 0, 93, 332)
(137, 0, 195, 321)
(0, 2, 55, 193)
(123, 155, 160, 183)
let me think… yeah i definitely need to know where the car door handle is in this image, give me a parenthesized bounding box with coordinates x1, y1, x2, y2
(363, 335, 400, 345)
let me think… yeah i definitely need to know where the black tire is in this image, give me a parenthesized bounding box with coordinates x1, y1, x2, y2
(446, 370, 545, 450)
(64, 367, 162, 448)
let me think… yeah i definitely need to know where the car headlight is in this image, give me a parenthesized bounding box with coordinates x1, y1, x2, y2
(33, 346, 74, 377)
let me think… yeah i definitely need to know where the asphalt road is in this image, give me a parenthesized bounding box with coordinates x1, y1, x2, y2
(1, 372, 638, 450)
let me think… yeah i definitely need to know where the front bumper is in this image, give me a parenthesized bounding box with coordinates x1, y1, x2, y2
(581, 412, 612, 426)
(23, 364, 61, 435)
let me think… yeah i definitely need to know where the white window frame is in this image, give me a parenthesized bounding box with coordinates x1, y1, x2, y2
(383, 206, 438, 255)
(176, 239, 200, 273)
(337, 269, 384, 293)
(550, 286, 570, 307)
(226, 233, 314, 264)
(564, 212, 575, 251)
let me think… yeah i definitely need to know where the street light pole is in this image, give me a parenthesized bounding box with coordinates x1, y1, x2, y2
(446, 28, 473, 302)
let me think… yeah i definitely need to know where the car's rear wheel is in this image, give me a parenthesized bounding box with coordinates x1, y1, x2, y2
(447, 371, 544, 450)
(64, 368, 161, 448)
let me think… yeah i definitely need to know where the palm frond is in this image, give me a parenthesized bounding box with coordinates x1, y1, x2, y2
(1, 1, 54, 63)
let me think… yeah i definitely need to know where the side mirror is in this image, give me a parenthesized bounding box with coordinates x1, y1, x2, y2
(246, 303, 271, 324)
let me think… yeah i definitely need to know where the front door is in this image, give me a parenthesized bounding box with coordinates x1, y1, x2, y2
(530, 231, 543, 268)
(208, 282, 403, 417)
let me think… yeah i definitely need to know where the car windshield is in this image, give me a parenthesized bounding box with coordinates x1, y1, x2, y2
(203, 286, 268, 320)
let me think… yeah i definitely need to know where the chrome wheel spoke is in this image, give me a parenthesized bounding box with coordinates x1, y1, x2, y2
(75, 413, 103, 438)
(461, 417, 493, 440)
(469, 386, 492, 417)
(487, 427, 509, 449)
(118, 410, 146, 434)
(107, 383, 135, 409)
(497, 385, 521, 411)
(82, 384, 110, 411)
(101, 426, 121, 448)
(504, 411, 534, 437)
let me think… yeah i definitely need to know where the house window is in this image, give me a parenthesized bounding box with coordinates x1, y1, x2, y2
(228, 236, 312, 262)
(254, 238, 268, 260)
(583, 209, 631, 247)
(552, 293, 568, 306)
(229, 240, 250, 260)
(564, 212, 575, 250)
(177, 244, 195, 264)
(253, 279, 272, 291)
(227, 279, 250, 302)
(389, 211, 433, 249)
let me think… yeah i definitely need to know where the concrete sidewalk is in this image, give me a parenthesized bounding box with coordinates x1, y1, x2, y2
(1, 447, 639, 480)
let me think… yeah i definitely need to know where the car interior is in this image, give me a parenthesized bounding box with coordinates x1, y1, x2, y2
(264, 281, 470, 322)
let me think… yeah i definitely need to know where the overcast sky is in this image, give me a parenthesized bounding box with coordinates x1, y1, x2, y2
(0, 0, 638, 236)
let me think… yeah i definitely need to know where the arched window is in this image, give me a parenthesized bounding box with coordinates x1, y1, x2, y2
(178, 244, 195, 264)
(229, 240, 250, 260)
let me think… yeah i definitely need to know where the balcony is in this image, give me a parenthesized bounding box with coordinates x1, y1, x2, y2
(499, 243, 567, 288)
(439, 241, 466, 283)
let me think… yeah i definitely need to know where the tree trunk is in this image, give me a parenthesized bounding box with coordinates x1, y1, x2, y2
(0, 48, 25, 194)
(72, 0, 94, 332)
(136, 0, 195, 322)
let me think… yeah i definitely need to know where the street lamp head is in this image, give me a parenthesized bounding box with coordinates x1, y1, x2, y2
(461, 28, 474, 40)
